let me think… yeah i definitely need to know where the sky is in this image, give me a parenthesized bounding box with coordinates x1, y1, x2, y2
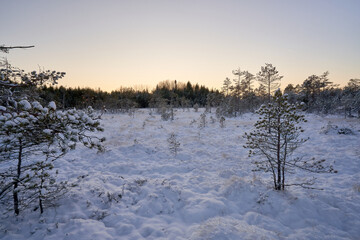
(1, 0, 360, 92)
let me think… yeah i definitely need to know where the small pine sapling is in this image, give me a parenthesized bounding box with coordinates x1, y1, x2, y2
(244, 90, 334, 190)
(160, 107, 171, 121)
(128, 108, 135, 118)
(220, 116, 225, 128)
(198, 112, 207, 128)
(29, 156, 71, 214)
(170, 107, 174, 121)
(193, 103, 199, 112)
(167, 133, 180, 157)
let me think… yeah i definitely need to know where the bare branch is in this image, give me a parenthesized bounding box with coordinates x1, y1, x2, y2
(285, 178, 323, 190)
(0, 45, 35, 53)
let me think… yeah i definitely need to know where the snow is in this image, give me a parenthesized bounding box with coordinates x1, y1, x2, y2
(4, 120, 16, 127)
(14, 117, 30, 125)
(43, 129, 53, 135)
(48, 101, 56, 110)
(18, 100, 31, 110)
(32, 101, 44, 111)
(1, 109, 360, 239)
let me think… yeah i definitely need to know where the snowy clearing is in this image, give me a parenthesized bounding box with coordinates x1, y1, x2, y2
(1, 109, 360, 240)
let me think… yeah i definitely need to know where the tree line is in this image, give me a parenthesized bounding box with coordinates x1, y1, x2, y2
(38, 80, 221, 112)
(37, 71, 359, 119)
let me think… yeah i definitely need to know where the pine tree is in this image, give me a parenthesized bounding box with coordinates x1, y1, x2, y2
(241, 71, 255, 95)
(193, 103, 199, 112)
(343, 79, 360, 117)
(244, 90, 334, 190)
(0, 47, 105, 214)
(0, 94, 105, 215)
(198, 112, 207, 128)
(257, 63, 283, 102)
(221, 77, 232, 96)
(167, 133, 180, 157)
(219, 116, 225, 128)
(231, 68, 244, 116)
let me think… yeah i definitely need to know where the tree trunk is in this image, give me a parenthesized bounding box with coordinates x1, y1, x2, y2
(62, 90, 66, 110)
(282, 137, 287, 190)
(282, 166, 285, 190)
(276, 118, 282, 190)
(344, 106, 347, 119)
(39, 198, 43, 214)
(39, 167, 45, 214)
(267, 75, 271, 102)
(271, 164, 277, 190)
(13, 138, 23, 215)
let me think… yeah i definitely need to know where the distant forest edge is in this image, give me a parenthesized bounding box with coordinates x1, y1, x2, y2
(40, 80, 217, 110)
(39, 75, 360, 118)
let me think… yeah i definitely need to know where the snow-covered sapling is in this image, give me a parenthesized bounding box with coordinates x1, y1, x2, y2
(128, 108, 135, 118)
(219, 116, 225, 128)
(160, 107, 171, 121)
(28, 156, 71, 214)
(167, 133, 180, 156)
(244, 90, 334, 190)
(193, 103, 199, 112)
(198, 112, 207, 128)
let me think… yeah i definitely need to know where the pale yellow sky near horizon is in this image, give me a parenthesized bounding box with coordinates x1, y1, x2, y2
(1, 0, 359, 92)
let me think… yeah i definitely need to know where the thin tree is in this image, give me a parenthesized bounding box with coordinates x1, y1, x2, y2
(222, 77, 232, 96)
(257, 63, 283, 102)
(231, 67, 244, 115)
(242, 71, 255, 95)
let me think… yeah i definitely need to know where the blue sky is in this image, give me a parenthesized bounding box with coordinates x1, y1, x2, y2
(1, 0, 359, 91)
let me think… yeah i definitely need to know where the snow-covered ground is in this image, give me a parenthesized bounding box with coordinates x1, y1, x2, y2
(1, 109, 360, 239)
